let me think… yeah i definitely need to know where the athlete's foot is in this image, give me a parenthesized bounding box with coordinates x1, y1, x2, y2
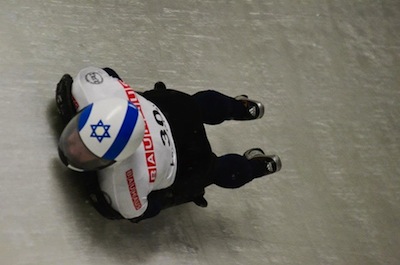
(244, 148, 282, 175)
(234, 95, 265, 120)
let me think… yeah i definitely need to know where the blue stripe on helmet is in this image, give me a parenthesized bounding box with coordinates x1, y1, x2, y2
(78, 104, 93, 131)
(102, 102, 139, 160)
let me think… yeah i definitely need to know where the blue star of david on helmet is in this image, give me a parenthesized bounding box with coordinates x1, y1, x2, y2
(90, 120, 111, 142)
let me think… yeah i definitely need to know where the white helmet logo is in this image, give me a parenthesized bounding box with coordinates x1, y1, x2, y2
(85, 72, 103, 84)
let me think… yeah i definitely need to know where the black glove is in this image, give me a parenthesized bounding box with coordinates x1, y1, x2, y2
(55, 74, 76, 124)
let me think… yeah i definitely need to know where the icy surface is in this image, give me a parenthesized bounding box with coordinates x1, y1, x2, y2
(0, 1, 399, 264)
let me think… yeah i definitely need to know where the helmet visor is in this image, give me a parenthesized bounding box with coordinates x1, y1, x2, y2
(58, 112, 115, 171)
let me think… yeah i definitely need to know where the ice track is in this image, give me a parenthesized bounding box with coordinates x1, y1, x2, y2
(0, 1, 399, 264)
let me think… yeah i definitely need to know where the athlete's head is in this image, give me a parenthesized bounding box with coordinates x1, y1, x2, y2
(58, 98, 145, 171)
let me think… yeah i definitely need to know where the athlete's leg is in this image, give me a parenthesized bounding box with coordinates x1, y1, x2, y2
(212, 149, 281, 189)
(212, 154, 254, 188)
(192, 90, 240, 124)
(192, 90, 264, 125)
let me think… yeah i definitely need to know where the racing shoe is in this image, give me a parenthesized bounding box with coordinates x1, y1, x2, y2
(235, 95, 265, 120)
(244, 148, 281, 176)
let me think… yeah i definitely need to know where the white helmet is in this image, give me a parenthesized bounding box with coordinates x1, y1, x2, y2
(58, 97, 145, 171)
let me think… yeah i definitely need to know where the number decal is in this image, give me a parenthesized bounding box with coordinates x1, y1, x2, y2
(160, 130, 170, 146)
(153, 110, 164, 126)
(152, 109, 171, 146)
